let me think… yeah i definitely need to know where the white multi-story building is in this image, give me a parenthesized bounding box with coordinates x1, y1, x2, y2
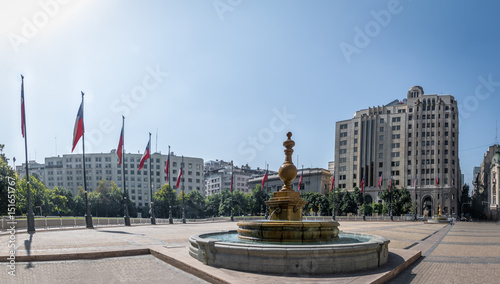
(20, 151, 203, 209)
(334, 86, 461, 217)
(204, 160, 268, 196)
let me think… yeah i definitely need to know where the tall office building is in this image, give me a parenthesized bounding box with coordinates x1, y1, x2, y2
(334, 86, 461, 217)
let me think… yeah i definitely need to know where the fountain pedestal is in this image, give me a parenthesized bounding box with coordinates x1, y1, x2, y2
(237, 132, 339, 242)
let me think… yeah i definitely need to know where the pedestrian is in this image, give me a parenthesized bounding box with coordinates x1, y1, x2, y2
(450, 218, 453, 226)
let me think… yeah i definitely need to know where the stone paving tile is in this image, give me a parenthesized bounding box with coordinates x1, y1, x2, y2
(2, 255, 209, 284)
(431, 244, 500, 258)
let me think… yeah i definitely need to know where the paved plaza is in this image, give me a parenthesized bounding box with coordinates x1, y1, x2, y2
(1, 220, 500, 283)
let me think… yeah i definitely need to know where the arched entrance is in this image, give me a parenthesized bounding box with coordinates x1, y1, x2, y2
(365, 195, 373, 204)
(422, 196, 433, 217)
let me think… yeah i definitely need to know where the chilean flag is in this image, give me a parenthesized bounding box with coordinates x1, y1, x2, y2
(138, 140, 150, 171)
(378, 173, 383, 189)
(389, 176, 393, 192)
(21, 75, 26, 138)
(176, 163, 183, 189)
(330, 172, 335, 191)
(261, 169, 268, 190)
(360, 176, 365, 193)
(165, 157, 170, 180)
(436, 175, 439, 186)
(117, 122, 124, 165)
(298, 168, 303, 190)
(71, 101, 84, 152)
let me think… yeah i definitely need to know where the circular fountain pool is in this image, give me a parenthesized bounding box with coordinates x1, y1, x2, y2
(189, 229, 390, 275)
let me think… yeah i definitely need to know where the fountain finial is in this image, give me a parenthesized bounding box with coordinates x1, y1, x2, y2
(278, 132, 297, 191)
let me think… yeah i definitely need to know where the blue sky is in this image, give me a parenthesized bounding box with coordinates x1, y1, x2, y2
(1, 0, 499, 187)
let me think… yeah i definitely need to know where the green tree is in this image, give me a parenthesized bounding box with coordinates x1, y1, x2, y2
(49, 187, 74, 216)
(185, 190, 206, 218)
(16, 174, 51, 216)
(0, 145, 17, 216)
(340, 189, 358, 215)
(206, 193, 222, 217)
(153, 184, 178, 218)
(380, 186, 412, 216)
(460, 183, 472, 217)
(248, 185, 269, 216)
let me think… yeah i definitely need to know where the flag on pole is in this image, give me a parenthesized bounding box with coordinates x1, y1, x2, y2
(71, 101, 84, 152)
(378, 173, 383, 189)
(389, 176, 393, 192)
(261, 169, 268, 190)
(436, 175, 439, 186)
(165, 157, 170, 180)
(117, 121, 124, 165)
(176, 161, 183, 189)
(21, 75, 26, 138)
(138, 140, 150, 171)
(360, 176, 365, 193)
(298, 168, 303, 190)
(330, 172, 335, 191)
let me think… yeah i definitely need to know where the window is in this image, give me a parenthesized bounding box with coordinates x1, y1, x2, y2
(379, 144, 384, 150)
(354, 147, 358, 152)
(340, 124, 348, 130)
(392, 134, 401, 139)
(380, 127, 384, 132)
(392, 125, 401, 131)
(354, 122, 359, 127)
(379, 135, 384, 141)
(392, 117, 401, 122)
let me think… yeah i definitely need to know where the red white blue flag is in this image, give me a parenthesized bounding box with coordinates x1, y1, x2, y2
(176, 162, 183, 189)
(261, 169, 268, 190)
(378, 173, 383, 189)
(330, 172, 335, 191)
(298, 168, 303, 190)
(165, 157, 170, 180)
(71, 101, 84, 152)
(389, 176, 393, 192)
(117, 121, 124, 165)
(436, 175, 439, 186)
(360, 176, 365, 193)
(138, 140, 150, 171)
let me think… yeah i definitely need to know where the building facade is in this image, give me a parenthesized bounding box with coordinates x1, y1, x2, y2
(474, 144, 500, 220)
(204, 160, 268, 196)
(334, 86, 461, 217)
(18, 151, 203, 209)
(248, 168, 333, 195)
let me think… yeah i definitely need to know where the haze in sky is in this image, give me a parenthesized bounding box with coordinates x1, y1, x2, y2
(1, 0, 500, 187)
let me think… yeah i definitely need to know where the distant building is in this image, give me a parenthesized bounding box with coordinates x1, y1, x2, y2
(474, 144, 500, 220)
(328, 161, 335, 175)
(16, 160, 46, 183)
(17, 151, 204, 208)
(248, 168, 332, 195)
(204, 160, 268, 196)
(334, 86, 461, 217)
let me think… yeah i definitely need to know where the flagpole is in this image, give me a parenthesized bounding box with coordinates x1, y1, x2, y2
(414, 180, 417, 221)
(362, 178, 366, 221)
(81, 92, 93, 229)
(332, 171, 335, 221)
(149, 132, 156, 225)
(122, 116, 131, 226)
(168, 145, 173, 224)
(390, 178, 393, 221)
(181, 155, 186, 223)
(230, 161, 234, 222)
(264, 163, 269, 219)
(21, 75, 35, 233)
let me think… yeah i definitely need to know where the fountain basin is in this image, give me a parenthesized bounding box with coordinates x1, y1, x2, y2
(189, 230, 390, 275)
(237, 220, 340, 242)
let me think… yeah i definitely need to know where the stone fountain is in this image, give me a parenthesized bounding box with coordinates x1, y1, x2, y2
(189, 132, 390, 275)
(237, 132, 339, 242)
